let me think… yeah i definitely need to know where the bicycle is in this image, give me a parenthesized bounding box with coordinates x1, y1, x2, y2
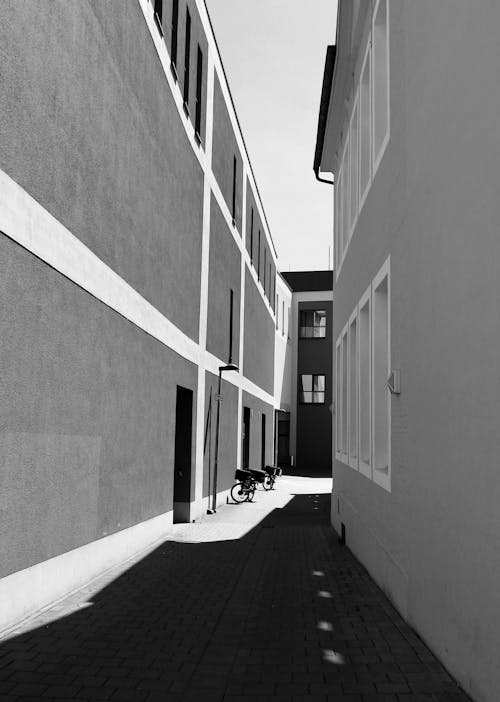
(262, 464, 282, 491)
(230, 468, 266, 503)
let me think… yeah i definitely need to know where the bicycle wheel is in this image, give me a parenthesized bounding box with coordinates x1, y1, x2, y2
(263, 475, 274, 491)
(231, 481, 248, 503)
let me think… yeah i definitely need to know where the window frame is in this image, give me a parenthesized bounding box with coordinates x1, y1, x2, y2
(299, 373, 327, 406)
(348, 309, 359, 470)
(335, 337, 342, 460)
(372, 0, 390, 177)
(358, 284, 372, 479)
(299, 309, 327, 339)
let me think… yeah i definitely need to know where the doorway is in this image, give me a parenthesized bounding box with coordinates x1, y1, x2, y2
(173, 386, 193, 523)
(242, 406, 250, 469)
(261, 413, 266, 469)
(277, 410, 290, 466)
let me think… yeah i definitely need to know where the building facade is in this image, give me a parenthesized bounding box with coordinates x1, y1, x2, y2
(315, 2, 500, 700)
(0, 0, 284, 633)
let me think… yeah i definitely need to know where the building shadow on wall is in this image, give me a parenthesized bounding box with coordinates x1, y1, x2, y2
(0, 493, 465, 701)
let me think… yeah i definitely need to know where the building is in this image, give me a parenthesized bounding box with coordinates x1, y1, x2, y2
(0, 0, 285, 633)
(315, 2, 500, 700)
(280, 271, 333, 476)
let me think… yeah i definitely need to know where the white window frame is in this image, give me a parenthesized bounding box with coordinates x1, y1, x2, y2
(348, 91, 360, 242)
(359, 38, 372, 212)
(340, 323, 349, 464)
(348, 308, 359, 470)
(372, 0, 390, 177)
(335, 337, 342, 460)
(357, 284, 372, 479)
(371, 257, 391, 492)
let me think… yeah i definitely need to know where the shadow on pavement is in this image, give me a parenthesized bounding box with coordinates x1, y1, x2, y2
(0, 493, 470, 702)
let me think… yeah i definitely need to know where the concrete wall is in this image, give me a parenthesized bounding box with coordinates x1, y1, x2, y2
(0, 0, 204, 341)
(243, 269, 275, 394)
(329, 2, 500, 700)
(212, 75, 243, 234)
(206, 195, 241, 363)
(0, 234, 197, 579)
(296, 300, 333, 473)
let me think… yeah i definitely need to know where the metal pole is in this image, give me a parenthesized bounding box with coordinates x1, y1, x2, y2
(211, 368, 222, 513)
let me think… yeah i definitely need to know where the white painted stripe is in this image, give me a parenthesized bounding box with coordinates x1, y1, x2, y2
(0, 510, 174, 636)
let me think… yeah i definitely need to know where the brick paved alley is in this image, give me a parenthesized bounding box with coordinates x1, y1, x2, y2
(0, 477, 470, 702)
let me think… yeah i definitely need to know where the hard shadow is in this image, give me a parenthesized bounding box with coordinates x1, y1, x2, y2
(0, 493, 469, 702)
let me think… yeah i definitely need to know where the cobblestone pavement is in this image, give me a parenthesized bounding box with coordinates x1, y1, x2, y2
(0, 476, 471, 701)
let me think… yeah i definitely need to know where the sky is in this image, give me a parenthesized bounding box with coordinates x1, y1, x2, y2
(205, 0, 338, 273)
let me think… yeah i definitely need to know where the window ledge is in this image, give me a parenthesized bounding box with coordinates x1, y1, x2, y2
(182, 101, 190, 118)
(154, 13, 163, 36)
(170, 60, 178, 83)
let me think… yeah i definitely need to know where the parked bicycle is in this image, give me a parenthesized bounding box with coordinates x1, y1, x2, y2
(230, 468, 266, 503)
(261, 464, 282, 491)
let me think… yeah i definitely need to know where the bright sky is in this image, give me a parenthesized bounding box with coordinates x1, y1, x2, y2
(205, 0, 338, 273)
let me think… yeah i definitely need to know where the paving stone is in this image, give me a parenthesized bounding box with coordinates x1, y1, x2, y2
(0, 477, 472, 702)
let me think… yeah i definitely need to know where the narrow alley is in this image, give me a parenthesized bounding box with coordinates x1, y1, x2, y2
(0, 477, 469, 702)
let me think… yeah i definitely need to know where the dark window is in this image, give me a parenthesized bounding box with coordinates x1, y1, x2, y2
(170, 0, 179, 76)
(300, 374, 326, 404)
(229, 289, 234, 364)
(250, 208, 254, 263)
(257, 230, 261, 279)
(263, 249, 267, 292)
(299, 310, 327, 338)
(195, 46, 203, 140)
(154, 0, 163, 34)
(231, 156, 237, 225)
(268, 263, 271, 300)
(183, 9, 191, 110)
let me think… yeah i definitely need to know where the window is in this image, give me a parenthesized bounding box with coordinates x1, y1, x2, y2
(349, 97, 359, 239)
(358, 289, 371, 477)
(231, 156, 237, 225)
(335, 339, 342, 457)
(300, 375, 326, 404)
(263, 248, 267, 291)
(372, 0, 389, 170)
(250, 208, 254, 264)
(194, 46, 203, 141)
(372, 261, 390, 489)
(228, 289, 234, 364)
(341, 330, 348, 457)
(268, 263, 271, 300)
(257, 230, 261, 280)
(282, 300, 285, 336)
(348, 312, 358, 468)
(170, 0, 179, 77)
(154, 0, 163, 34)
(299, 310, 326, 338)
(276, 294, 279, 329)
(183, 9, 191, 111)
(359, 42, 371, 205)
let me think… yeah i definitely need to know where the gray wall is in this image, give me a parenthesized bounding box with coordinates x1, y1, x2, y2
(331, 2, 500, 700)
(212, 75, 243, 234)
(0, 0, 203, 341)
(241, 391, 274, 470)
(206, 195, 241, 363)
(243, 269, 275, 394)
(296, 300, 333, 474)
(0, 235, 197, 579)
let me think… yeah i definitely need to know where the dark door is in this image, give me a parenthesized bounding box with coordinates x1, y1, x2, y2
(277, 410, 290, 466)
(261, 413, 266, 469)
(242, 407, 250, 469)
(173, 386, 193, 523)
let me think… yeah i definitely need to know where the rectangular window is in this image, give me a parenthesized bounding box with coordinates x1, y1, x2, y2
(268, 263, 271, 300)
(349, 313, 358, 467)
(228, 289, 234, 365)
(257, 230, 261, 280)
(276, 294, 279, 330)
(194, 46, 203, 141)
(358, 290, 371, 476)
(299, 310, 326, 339)
(170, 0, 179, 75)
(300, 374, 326, 405)
(183, 9, 191, 110)
(349, 97, 359, 238)
(282, 300, 285, 336)
(154, 0, 163, 34)
(341, 144, 350, 260)
(250, 208, 254, 264)
(341, 330, 348, 457)
(334, 168, 341, 272)
(359, 42, 372, 204)
(372, 261, 390, 488)
(372, 0, 389, 170)
(335, 339, 342, 457)
(263, 248, 267, 291)
(231, 156, 237, 225)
